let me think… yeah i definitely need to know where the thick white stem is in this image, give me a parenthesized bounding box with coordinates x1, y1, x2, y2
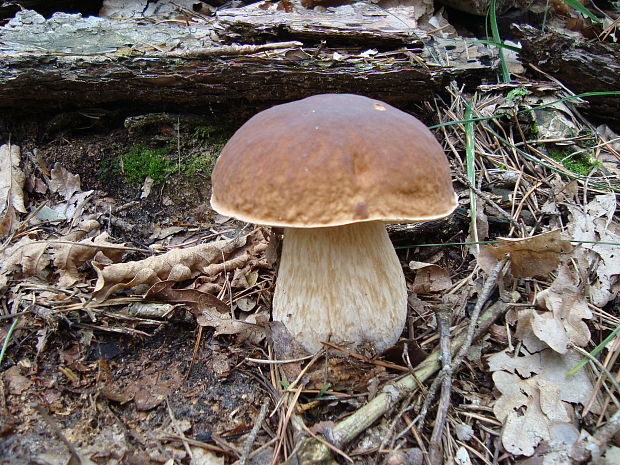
(272, 221, 407, 353)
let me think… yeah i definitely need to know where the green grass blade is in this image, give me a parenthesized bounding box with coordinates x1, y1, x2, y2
(395, 240, 499, 249)
(519, 91, 620, 113)
(568, 325, 620, 376)
(465, 96, 478, 250)
(562, 0, 602, 23)
(430, 114, 500, 129)
(488, 0, 510, 83)
(542, 0, 550, 32)
(397, 239, 620, 249)
(316, 383, 332, 398)
(476, 40, 522, 52)
(484, 125, 620, 193)
(0, 316, 21, 366)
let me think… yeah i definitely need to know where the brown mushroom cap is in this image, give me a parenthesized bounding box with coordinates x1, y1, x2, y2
(211, 94, 457, 227)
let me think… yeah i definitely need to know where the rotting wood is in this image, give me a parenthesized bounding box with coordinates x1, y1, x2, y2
(515, 25, 620, 129)
(162, 41, 305, 57)
(0, 7, 499, 118)
(387, 207, 469, 245)
(215, 3, 427, 47)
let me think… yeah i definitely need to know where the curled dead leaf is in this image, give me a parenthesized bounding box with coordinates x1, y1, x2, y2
(1, 220, 126, 288)
(567, 193, 620, 307)
(145, 280, 266, 341)
(489, 348, 595, 456)
(409, 261, 452, 293)
(92, 237, 243, 301)
(0, 144, 27, 236)
(145, 280, 229, 313)
(2, 236, 50, 278)
(4, 365, 33, 395)
(532, 264, 592, 353)
(190, 448, 225, 465)
(479, 230, 572, 278)
(54, 221, 126, 287)
(236, 309, 269, 344)
(195, 301, 267, 339)
(202, 230, 269, 280)
(49, 163, 81, 200)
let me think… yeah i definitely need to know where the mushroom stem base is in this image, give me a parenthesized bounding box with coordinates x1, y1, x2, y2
(272, 221, 407, 353)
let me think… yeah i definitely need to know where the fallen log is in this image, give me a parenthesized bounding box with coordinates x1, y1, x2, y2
(0, 6, 499, 119)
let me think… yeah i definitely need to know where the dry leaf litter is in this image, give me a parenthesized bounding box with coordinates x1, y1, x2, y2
(0, 79, 619, 465)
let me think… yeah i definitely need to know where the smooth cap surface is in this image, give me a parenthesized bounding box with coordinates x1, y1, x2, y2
(211, 94, 457, 227)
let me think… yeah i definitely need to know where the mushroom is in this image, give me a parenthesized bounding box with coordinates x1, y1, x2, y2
(210, 94, 457, 353)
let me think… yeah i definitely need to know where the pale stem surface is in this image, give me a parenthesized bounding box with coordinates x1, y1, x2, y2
(272, 221, 407, 353)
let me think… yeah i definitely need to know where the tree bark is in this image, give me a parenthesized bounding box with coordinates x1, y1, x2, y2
(515, 25, 620, 129)
(0, 6, 498, 118)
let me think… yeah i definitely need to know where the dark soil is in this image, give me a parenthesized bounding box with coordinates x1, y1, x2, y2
(1, 322, 268, 464)
(18, 114, 237, 242)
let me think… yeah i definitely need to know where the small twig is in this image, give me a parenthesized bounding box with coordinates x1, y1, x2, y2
(416, 258, 508, 432)
(112, 200, 140, 214)
(452, 258, 508, 370)
(570, 344, 620, 407)
(414, 367, 444, 432)
(166, 228, 237, 249)
(239, 398, 271, 465)
(284, 291, 520, 464)
(428, 306, 452, 465)
(211, 433, 243, 458)
(321, 341, 409, 372)
(377, 390, 419, 455)
(11, 239, 154, 254)
(572, 408, 620, 463)
(176, 116, 181, 174)
(35, 405, 91, 465)
(271, 385, 304, 465)
(246, 354, 316, 364)
(248, 437, 279, 459)
(160, 41, 304, 58)
(299, 420, 354, 464)
(0, 375, 6, 410)
(453, 171, 520, 229)
(166, 399, 193, 462)
(157, 434, 227, 454)
(187, 325, 203, 380)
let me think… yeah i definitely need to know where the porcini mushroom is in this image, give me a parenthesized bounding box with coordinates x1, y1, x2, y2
(210, 94, 457, 353)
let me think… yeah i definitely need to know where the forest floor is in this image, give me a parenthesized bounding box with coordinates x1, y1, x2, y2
(1, 2, 619, 465)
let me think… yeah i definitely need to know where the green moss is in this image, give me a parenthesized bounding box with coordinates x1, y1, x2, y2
(193, 125, 231, 146)
(506, 87, 529, 104)
(101, 124, 232, 186)
(188, 125, 232, 175)
(547, 145, 601, 176)
(182, 151, 219, 176)
(121, 144, 176, 184)
(108, 143, 220, 185)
